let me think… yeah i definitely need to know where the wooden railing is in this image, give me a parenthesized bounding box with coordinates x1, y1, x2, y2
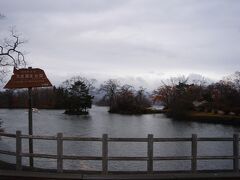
(0, 131, 239, 174)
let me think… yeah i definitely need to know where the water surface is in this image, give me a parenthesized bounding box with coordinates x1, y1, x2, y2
(0, 106, 239, 171)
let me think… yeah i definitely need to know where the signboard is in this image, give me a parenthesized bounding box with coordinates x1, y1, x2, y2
(3, 66, 52, 167)
(4, 67, 52, 89)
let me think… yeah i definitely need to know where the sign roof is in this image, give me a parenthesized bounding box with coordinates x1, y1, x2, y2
(4, 67, 52, 89)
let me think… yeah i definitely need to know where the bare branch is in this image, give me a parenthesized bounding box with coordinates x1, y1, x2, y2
(0, 45, 3, 54)
(0, 27, 26, 68)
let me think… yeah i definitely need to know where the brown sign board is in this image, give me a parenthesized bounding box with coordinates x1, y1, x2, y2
(4, 67, 52, 89)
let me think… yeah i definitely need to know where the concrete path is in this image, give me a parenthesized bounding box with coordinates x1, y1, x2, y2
(1, 170, 240, 180)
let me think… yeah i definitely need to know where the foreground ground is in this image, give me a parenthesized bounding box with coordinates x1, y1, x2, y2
(1, 161, 240, 180)
(1, 170, 240, 180)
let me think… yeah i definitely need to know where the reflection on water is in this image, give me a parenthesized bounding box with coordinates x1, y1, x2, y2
(0, 106, 239, 171)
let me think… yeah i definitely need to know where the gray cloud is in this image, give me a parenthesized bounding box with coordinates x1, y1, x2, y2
(1, 0, 240, 89)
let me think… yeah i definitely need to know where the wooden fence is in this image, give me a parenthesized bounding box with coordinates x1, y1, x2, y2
(0, 131, 239, 174)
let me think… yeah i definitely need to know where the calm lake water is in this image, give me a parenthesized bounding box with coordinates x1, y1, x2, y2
(0, 106, 239, 171)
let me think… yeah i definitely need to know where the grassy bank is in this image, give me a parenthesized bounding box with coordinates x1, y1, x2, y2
(108, 108, 165, 115)
(187, 112, 240, 125)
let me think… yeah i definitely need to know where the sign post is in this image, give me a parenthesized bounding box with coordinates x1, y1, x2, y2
(4, 67, 52, 168)
(28, 87, 33, 167)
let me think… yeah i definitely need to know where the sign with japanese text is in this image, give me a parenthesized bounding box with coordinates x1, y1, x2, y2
(4, 67, 52, 89)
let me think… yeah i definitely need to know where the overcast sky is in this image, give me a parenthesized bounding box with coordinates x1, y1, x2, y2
(1, 0, 240, 89)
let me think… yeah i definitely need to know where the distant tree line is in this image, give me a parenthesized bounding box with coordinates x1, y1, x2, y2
(0, 76, 95, 115)
(0, 72, 240, 117)
(152, 71, 240, 118)
(0, 87, 66, 109)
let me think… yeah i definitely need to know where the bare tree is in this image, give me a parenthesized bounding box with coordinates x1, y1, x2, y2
(0, 15, 26, 82)
(61, 76, 96, 94)
(152, 76, 190, 108)
(0, 28, 26, 67)
(224, 71, 240, 91)
(99, 79, 120, 108)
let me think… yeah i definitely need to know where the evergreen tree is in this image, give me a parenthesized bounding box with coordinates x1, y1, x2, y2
(65, 80, 94, 115)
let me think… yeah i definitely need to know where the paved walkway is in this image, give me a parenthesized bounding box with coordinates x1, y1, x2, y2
(1, 170, 240, 180)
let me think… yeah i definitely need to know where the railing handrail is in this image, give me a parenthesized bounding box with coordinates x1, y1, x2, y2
(0, 131, 239, 174)
(0, 132, 235, 141)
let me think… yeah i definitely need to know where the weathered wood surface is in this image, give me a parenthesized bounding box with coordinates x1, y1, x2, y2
(147, 134, 153, 173)
(16, 131, 22, 170)
(102, 134, 108, 175)
(191, 134, 197, 172)
(0, 150, 16, 156)
(233, 134, 239, 172)
(57, 133, 63, 173)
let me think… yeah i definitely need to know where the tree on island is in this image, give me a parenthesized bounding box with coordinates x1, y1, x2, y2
(152, 73, 240, 119)
(99, 79, 151, 114)
(63, 77, 94, 115)
(111, 85, 151, 114)
(152, 76, 202, 118)
(99, 79, 120, 109)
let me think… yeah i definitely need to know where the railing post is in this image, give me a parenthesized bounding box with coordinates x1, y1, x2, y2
(57, 133, 63, 173)
(191, 134, 197, 172)
(28, 87, 34, 168)
(102, 134, 108, 174)
(16, 130, 22, 170)
(233, 134, 239, 172)
(147, 134, 154, 173)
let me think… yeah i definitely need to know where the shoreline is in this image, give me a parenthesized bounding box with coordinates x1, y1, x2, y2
(186, 112, 240, 125)
(108, 108, 165, 115)
(1, 107, 240, 125)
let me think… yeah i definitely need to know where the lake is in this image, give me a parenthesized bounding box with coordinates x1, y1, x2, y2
(0, 106, 239, 171)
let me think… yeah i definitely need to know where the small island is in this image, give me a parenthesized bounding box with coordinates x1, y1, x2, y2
(151, 73, 240, 124)
(98, 80, 157, 115)
(63, 77, 94, 115)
